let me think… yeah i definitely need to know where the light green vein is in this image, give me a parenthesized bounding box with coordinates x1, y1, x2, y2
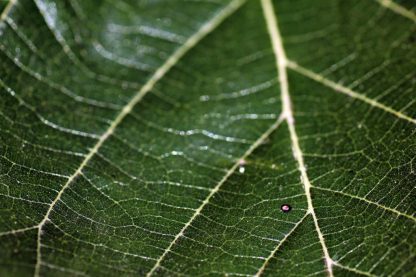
(333, 261, 377, 277)
(261, 0, 334, 276)
(32, 0, 247, 276)
(146, 113, 285, 276)
(254, 213, 309, 276)
(312, 185, 416, 222)
(0, 0, 17, 22)
(287, 60, 416, 125)
(376, 0, 416, 23)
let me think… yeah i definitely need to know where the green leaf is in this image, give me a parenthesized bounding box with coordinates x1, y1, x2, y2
(1, 0, 415, 276)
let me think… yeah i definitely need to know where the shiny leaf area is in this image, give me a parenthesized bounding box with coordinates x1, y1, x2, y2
(0, 0, 415, 276)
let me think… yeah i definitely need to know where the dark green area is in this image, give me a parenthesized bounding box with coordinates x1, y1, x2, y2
(0, 0, 415, 276)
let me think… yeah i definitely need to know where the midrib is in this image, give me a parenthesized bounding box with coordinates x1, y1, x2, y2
(260, 0, 334, 276)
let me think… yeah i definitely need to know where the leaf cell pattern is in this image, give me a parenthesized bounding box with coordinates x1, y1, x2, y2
(0, 0, 415, 276)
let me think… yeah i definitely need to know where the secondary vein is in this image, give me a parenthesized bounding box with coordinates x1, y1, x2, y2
(254, 213, 309, 276)
(333, 261, 377, 277)
(32, 0, 246, 275)
(286, 60, 416, 125)
(376, 0, 416, 23)
(261, 0, 334, 276)
(0, 0, 17, 22)
(146, 114, 285, 276)
(312, 185, 416, 222)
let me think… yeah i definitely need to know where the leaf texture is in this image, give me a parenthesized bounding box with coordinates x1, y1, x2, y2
(0, 0, 415, 276)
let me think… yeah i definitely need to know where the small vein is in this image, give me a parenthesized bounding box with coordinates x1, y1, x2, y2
(0, 45, 120, 110)
(0, 225, 38, 237)
(32, 1, 246, 275)
(145, 114, 285, 276)
(130, 112, 253, 145)
(287, 60, 416, 125)
(261, 0, 334, 276)
(40, 262, 89, 277)
(0, 79, 100, 139)
(6, 8, 141, 90)
(376, 0, 416, 23)
(48, 221, 157, 261)
(254, 213, 309, 276)
(1, 154, 70, 178)
(312, 185, 416, 222)
(333, 261, 377, 277)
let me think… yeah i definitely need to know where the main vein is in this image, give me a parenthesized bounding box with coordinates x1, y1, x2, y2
(261, 0, 334, 276)
(32, 0, 246, 275)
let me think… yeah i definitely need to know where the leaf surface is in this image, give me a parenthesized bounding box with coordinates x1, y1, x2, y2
(0, 0, 415, 276)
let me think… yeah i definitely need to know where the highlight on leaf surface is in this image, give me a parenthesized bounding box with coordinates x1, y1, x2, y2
(0, 0, 415, 276)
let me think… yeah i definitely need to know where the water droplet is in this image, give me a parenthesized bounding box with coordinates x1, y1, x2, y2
(280, 204, 292, 213)
(199, 95, 210, 101)
(238, 159, 246, 174)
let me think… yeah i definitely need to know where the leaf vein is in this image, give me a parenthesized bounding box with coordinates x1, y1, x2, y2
(0, 0, 17, 22)
(254, 212, 309, 276)
(261, 0, 334, 276)
(311, 185, 416, 222)
(287, 60, 416, 125)
(32, 0, 247, 275)
(376, 0, 416, 23)
(145, 113, 285, 276)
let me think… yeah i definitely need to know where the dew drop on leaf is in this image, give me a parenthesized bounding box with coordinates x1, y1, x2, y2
(238, 159, 246, 174)
(280, 204, 292, 213)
